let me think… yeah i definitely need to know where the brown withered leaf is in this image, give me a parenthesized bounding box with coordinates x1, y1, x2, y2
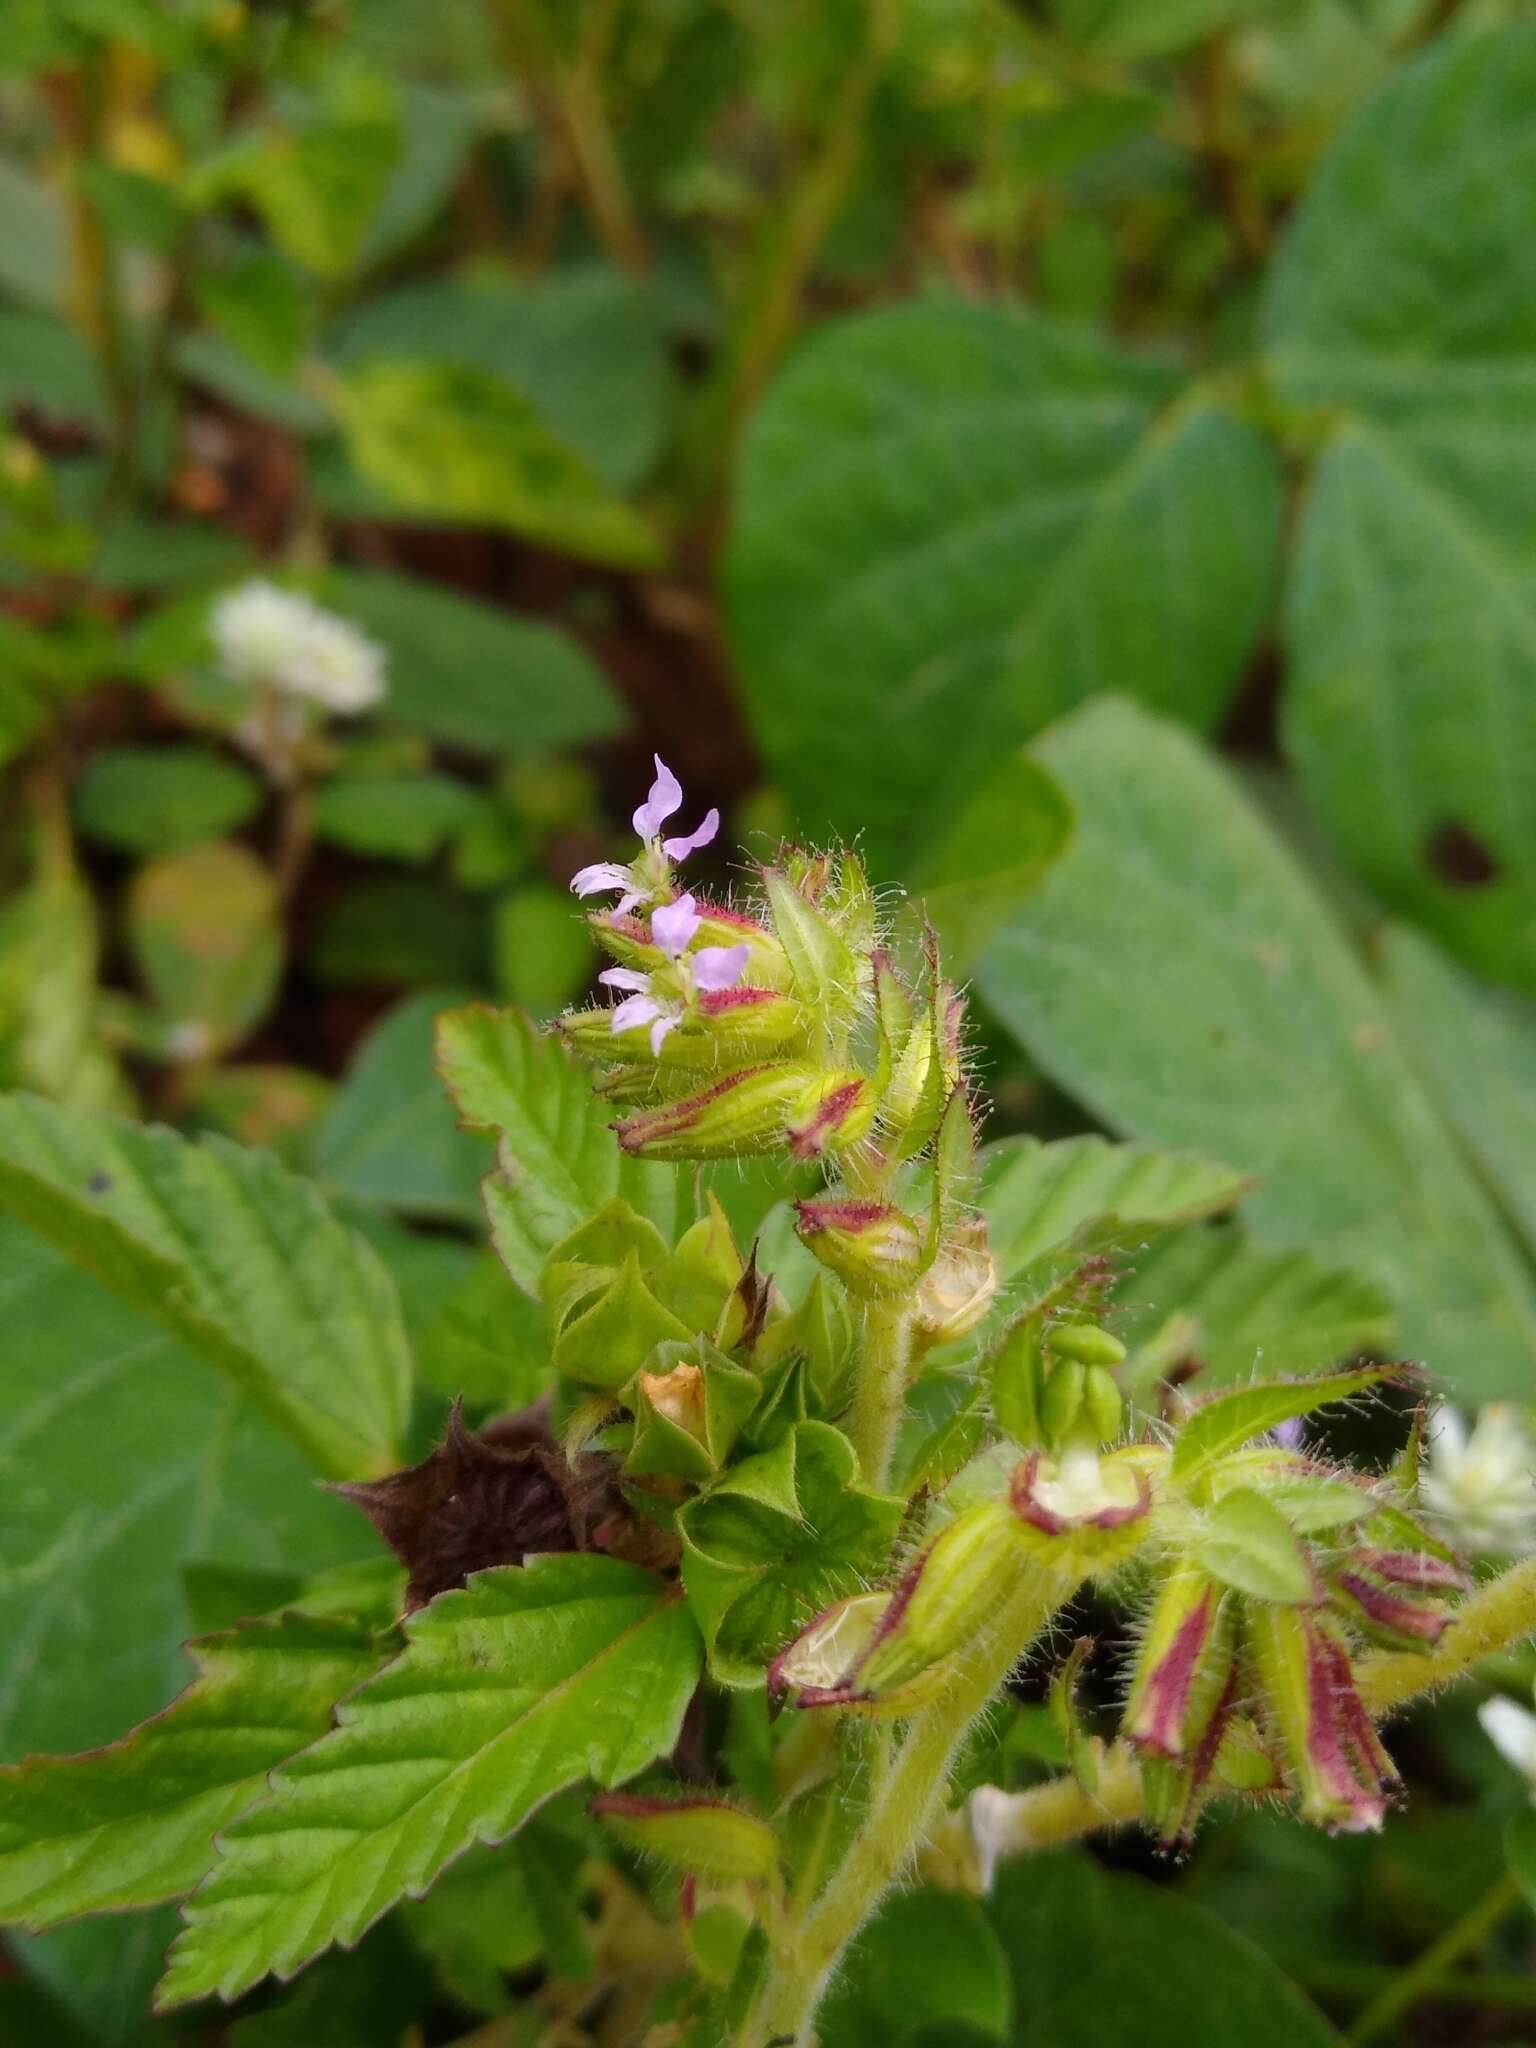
(334, 1399, 675, 1610)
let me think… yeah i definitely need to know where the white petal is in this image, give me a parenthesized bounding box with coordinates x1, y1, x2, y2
(1479, 1696, 1536, 1781)
(571, 862, 635, 899)
(611, 994, 661, 1035)
(599, 968, 651, 993)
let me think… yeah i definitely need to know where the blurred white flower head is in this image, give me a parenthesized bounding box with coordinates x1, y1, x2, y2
(1479, 1688, 1536, 1803)
(212, 580, 386, 714)
(1422, 1401, 1536, 1555)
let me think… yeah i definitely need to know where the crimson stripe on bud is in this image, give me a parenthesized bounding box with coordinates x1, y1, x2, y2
(1246, 1603, 1397, 1833)
(613, 1064, 809, 1160)
(793, 1198, 926, 1299)
(786, 1073, 874, 1161)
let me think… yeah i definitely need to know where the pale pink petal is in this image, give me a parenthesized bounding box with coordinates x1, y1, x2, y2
(650, 1012, 680, 1056)
(613, 890, 644, 917)
(612, 993, 661, 1036)
(633, 755, 683, 840)
(662, 807, 720, 861)
(651, 892, 701, 957)
(571, 861, 634, 899)
(692, 943, 749, 992)
(599, 967, 652, 993)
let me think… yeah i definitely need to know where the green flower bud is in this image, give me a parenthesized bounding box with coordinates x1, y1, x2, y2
(661, 1197, 746, 1332)
(613, 1063, 813, 1160)
(793, 1198, 926, 1300)
(560, 986, 809, 1069)
(762, 865, 862, 1029)
(1049, 1322, 1127, 1367)
(770, 1499, 1023, 1713)
(1083, 1364, 1123, 1444)
(1123, 1568, 1240, 1844)
(1040, 1357, 1087, 1444)
(1327, 1548, 1467, 1653)
(626, 1338, 762, 1483)
(591, 1792, 780, 1883)
(785, 1069, 876, 1160)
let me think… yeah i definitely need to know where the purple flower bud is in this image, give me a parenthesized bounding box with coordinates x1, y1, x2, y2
(1329, 1548, 1468, 1652)
(1246, 1602, 1398, 1833)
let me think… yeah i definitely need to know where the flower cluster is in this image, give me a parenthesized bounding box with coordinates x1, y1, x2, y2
(1422, 1400, 1536, 1555)
(212, 579, 387, 714)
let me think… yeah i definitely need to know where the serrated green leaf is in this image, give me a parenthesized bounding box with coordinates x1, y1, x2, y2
(725, 301, 1279, 871)
(1172, 1364, 1401, 1486)
(435, 1004, 675, 1292)
(1195, 1487, 1314, 1605)
(1266, 28, 1536, 990)
(980, 1133, 1250, 1286)
(979, 697, 1536, 1401)
(320, 567, 621, 755)
(329, 360, 663, 571)
(155, 1555, 701, 2011)
(73, 747, 263, 858)
(0, 1614, 383, 1931)
(0, 1094, 412, 1478)
(0, 1219, 363, 1764)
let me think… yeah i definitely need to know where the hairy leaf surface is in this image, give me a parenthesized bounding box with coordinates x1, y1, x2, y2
(0, 1615, 382, 1930)
(156, 1555, 701, 2009)
(0, 1094, 412, 1477)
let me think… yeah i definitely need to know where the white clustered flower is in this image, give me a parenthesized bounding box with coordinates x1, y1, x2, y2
(1479, 1688, 1536, 1804)
(212, 580, 386, 713)
(1421, 1401, 1536, 1556)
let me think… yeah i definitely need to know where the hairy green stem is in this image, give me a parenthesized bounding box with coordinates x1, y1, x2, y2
(848, 1298, 913, 1488)
(739, 1572, 1080, 2048)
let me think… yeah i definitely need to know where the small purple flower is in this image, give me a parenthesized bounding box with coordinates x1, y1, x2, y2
(571, 755, 720, 912)
(597, 892, 748, 1055)
(633, 755, 720, 858)
(1272, 1418, 1305, 1451)
(570, 862, 644, 916)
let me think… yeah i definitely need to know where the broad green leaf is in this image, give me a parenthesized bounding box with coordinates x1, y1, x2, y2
(980, 1133, 1250, 1286)
(12, 1908, 181, 2046)
(127, 841, 282, 1057)
(403, 1828, 586, 2012)
(0, 158, 69, 310)
(156, 1555, 702, 2010)
(914, 752, 1074, 972)
(314, 991, 485, 1225)
(359, 81, 478, 268)
(1266, 28, 1536, 989)
(678, 1422, 904, 1686)
(329, 360, 664, 571)
(321, 568, 621, 755)
(0, 1220, 362, 1763)
(312, 775, 482, 862)
(1383, 927, 1536, 1263)
(73, 746, 262, 857)
(1171, 1364, 1401, 1486)
(328, 268, 669, 491)
(0, 1094, 412, 1478)
(1195, 1487, 1314, 1604)
(0, 1614, 382, 1931)
(818, 1888, 1010, 2048)
(979, 698, 1536, 1400)
(1047, 0, 1279, 60)
(414, 1253, 551, 1410)
(436, 1004, 675, 1292)
(1115, 1225, 1394, 1392)
(184, 1065, 334, 1169)
(725, 301, 1279, 870)
(988, 1850, 1343, 2046)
